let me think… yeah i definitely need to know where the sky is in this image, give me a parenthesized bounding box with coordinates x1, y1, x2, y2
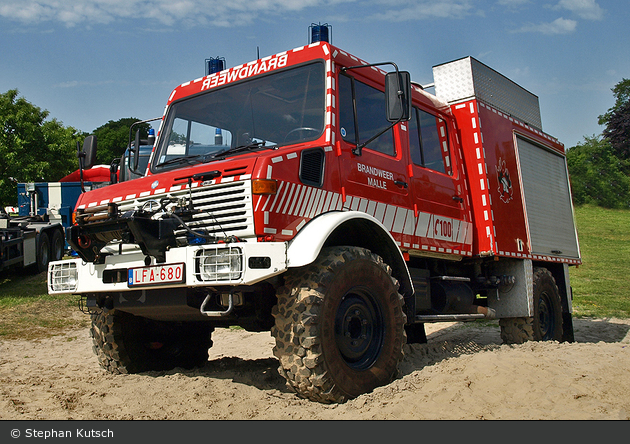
(1, 0, 628, 150)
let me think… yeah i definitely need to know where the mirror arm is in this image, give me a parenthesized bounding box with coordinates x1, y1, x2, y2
(352, 118, 401, 157)
(340, 61, 401, 75)
(127, 117, 162, 175)
(77, 141, 86, 193)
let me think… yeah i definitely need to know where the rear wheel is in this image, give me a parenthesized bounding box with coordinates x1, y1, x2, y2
(51, 229, 64, 262)
(36, 232, 50, 273)
(500, 267, 563, 344)
(90, 309, 213, 374)
(272, 246, 406, 403)
(531, 267, 563, 341)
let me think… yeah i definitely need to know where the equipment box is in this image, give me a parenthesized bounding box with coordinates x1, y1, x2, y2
(434, 58, 580, 263)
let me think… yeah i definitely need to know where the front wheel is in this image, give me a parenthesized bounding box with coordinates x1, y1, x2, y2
(90, 309, 213, 374)
(500, 267, 563, 344)
(272, 246, 406, 403)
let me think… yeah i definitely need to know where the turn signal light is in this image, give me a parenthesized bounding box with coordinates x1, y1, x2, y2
(252, 179, 278, 195)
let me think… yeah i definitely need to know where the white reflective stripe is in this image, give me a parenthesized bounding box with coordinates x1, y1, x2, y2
(281, 182, 298, 214)
(383, 205, 397, 231)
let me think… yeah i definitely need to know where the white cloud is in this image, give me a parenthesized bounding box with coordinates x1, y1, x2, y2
(496, 0, 530, 6)
(370, 0, 474, 21)
(0, 0, 477, 28)
(556, 0, 604, 21)
(514, 17, 577, 35)
(0, 0, 333, 27)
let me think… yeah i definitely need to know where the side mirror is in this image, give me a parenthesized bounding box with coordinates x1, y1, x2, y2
(81, 135, 97, 170)
(385, 71, 412, 122)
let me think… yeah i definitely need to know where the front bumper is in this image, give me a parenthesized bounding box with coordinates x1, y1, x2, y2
(48, 241, 287, 295)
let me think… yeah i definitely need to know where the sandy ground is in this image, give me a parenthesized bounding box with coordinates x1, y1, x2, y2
(1, 313, 629, 420)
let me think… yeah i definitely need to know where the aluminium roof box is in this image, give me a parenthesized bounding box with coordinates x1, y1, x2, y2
(432, 56, 542, 131)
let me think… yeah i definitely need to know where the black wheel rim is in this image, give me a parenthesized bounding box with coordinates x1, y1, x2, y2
(334, 287, 384, 370)
(538, 291, 554, 340)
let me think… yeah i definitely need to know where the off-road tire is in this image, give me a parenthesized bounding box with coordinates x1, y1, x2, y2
(500, 267, 564, 344)
(90, 309, 213, 374)
(271, 246, 406, 403)
(499, 317, 534, 344)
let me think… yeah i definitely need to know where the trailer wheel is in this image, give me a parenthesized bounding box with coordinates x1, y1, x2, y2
(90, 309, 213, 374)
(271, 246, 406, 403)
(36, 231, 50, 273)
(51, 229, 64, 262)
(500, 267, 563, 344)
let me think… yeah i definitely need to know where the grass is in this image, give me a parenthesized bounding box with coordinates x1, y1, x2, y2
(0, 205, 627, 341)
(569, 205, 630, 318)
(0, 270, 89, 340)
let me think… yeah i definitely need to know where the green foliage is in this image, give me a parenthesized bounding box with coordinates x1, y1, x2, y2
(92, 118, 151, 165)
(603, 99, 630, 160)
(566, 135, 630, 209)
(570, 206, 630, 318)
(598, 78, 630, 126)
(598, 78, 630, 160)
(0, 89, 83, 207)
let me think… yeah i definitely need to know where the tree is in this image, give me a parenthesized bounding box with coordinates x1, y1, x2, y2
(92, 118, 152, 166)
(566, 135, 630, 209)
(0, 89, 82, 207)
(599, 78, 630, 159)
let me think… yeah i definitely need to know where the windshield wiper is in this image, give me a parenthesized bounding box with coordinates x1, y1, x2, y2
(211, 141, 277, 159)
(156, 154, 205, 168)
(156, 142, 277, 168)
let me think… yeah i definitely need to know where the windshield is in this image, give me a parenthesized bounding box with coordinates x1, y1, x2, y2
(153, 62, 326, 171)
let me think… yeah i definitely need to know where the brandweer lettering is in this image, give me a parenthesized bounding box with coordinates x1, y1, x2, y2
(357, 162, 394, 190)
(201, 54, 289, 91)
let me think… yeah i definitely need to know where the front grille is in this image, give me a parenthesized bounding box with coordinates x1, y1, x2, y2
(118, 180, 254, 241)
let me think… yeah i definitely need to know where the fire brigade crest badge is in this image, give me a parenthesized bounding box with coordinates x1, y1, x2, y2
(497, 158, 513, 203)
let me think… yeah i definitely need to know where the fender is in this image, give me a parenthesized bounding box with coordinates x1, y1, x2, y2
(286, 210, 414, 298)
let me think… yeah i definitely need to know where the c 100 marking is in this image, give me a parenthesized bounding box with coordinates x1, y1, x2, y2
(434, 218, 453, 240)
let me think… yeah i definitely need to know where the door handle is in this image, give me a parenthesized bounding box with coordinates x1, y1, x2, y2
(394, 180, 408, 188)
(452, 195, 464, 203)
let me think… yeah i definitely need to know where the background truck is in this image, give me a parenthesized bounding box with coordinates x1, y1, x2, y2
(1, 182, 77, 273)
(48, 25, 581, 403)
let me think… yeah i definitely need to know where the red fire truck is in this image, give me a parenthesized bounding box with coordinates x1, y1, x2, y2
(48, 27, 581, 403)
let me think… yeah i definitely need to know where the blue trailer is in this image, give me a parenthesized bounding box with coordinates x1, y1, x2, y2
(0, 181, 94, 273)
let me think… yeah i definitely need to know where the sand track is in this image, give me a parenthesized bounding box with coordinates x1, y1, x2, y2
(1, 316, 629, 420)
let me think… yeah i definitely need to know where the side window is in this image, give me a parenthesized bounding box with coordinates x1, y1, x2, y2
(339, 74, 395, 156)
(409, 107, 450, 175)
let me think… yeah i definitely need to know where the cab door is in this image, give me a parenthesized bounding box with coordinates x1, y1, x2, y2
(407, 106, 469, 251)
(337, 72, 412, 230)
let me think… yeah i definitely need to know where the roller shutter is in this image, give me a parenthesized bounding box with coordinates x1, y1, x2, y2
(516, 136, 580, 259)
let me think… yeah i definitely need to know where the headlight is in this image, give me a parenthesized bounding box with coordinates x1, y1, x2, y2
(196, 247, 242, 282)
(49, 262, 78, 292)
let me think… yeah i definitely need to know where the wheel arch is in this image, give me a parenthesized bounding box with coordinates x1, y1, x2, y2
(286, 211, 413, 298)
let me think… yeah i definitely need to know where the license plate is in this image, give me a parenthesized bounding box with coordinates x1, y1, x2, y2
(128, 263, 185, 287)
